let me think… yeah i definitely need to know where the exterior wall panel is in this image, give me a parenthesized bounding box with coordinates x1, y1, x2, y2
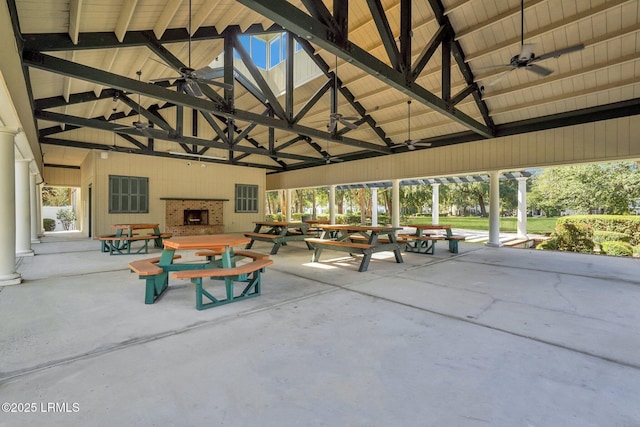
(266, 117, 640, 190)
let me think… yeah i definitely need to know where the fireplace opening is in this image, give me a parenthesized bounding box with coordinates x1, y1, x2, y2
(184, 209, 209, 225)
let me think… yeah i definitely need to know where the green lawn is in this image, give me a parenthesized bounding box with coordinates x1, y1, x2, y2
(405, 216, 558, 235)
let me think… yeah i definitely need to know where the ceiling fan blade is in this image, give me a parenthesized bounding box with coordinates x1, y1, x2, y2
(474, 64, 512, 71)
(339, 119, 359, 130)
(411, 139, 432, 147)
(197, 79, 234, 91)
(526, 64, 553, 76)
(532, 43, 585, 62)
(489, 68, 516, 86)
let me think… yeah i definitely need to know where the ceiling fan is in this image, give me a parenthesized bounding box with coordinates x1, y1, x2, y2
(322, 141, 343, 164)
(327, 55, 359, 132)
(391, 100, 431, 151)
(486, 0, 584, 86)
(150, 0, 233, 97)
(115, 71, 154, 138)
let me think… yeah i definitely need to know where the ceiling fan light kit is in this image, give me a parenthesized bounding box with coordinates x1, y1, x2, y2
(391, 100, 431, 151)
(487, 0, 584, 86)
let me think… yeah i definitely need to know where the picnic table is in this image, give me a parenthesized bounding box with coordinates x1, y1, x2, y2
(401, 224, 465, 254)
(128, 234, 272, 310)
(244, 221, 313, 254)
(305, 224, 404, 272)
(96, 223, 171, 255)
(303, 219, 330, 236)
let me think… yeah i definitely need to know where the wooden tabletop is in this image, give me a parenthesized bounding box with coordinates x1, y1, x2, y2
(112, 223, 159, 230)
(163, 234, 251, 250)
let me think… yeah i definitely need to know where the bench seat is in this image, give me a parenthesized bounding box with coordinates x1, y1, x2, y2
(195, 249, 270, 260)
(98, 235, 154, 255)
(128, 255, 182, 276)
(172, 259, 274, 310)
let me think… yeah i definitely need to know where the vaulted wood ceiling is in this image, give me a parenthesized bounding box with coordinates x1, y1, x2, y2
(11, 0, 640, 173)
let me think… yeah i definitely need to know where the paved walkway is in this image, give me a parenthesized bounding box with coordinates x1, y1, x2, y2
(1, 233, 639, 426)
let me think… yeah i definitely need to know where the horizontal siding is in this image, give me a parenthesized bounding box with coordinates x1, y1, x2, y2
(85, 152, 265, 237)
(267, 116, 640, 190)
(43, 166, 81, 187)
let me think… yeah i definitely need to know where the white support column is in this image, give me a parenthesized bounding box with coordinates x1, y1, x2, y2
(516, 177, 528, 238)
(30, 172, 41, 244)
(431, 183, 440, 225)
(392, 179, 400, 228)
(36, 182, 44, 236)
(15, 159, 34, 256)
(0, 128, 22, 286)
(486, 171, 502, 247)
(371, 187, 378, 226)
(329, 185, 336, 224)
(285, 189, 292, 222)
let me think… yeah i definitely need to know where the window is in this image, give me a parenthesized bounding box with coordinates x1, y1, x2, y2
(235, 184, 259, 213)
(269, 37, 281, 68)
(109, 175, 148, 213)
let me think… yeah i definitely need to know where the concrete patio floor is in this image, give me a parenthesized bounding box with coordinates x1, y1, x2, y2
(1, 233, 639, 426)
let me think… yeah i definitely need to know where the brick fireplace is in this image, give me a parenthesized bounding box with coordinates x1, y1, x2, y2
(161, 198, 227, 236)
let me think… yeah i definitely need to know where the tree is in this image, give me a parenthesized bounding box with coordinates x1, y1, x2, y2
(529, 162, 640, 215)
(42, 187, 71, 206)
(56, 209, 77, 230)
(400, 185, 431, 215)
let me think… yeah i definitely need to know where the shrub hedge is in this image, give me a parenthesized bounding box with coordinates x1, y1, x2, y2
(556, 215, 640, 246)
(43, 218, 56, 231)
(592, 230, 631, 245)
(601, 241, 634, 257)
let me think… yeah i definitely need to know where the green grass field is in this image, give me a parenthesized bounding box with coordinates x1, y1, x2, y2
(405, 216, 558, 235)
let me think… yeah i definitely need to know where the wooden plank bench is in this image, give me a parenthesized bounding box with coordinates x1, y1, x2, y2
(97, 234, 154, 255)
(446, 235, 466, 253)
(172, 259, 274, 310)
(129, 255, 182, 276)
(398, 233, 445, 255)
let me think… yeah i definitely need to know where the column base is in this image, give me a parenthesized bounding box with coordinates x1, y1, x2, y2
(16, 249, 35, 257)
(485, 242, 503, 248)
(31, 238, 41, 244)
(0, 273, 22, 286)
